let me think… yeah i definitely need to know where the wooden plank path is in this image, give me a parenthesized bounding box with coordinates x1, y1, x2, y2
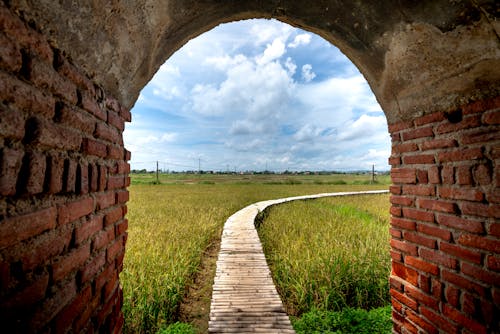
(209, 190, 389, 333)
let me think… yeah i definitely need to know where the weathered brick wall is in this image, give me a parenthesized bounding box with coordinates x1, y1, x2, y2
(389, 98, 500, 333)
(0, 4, 130, 333)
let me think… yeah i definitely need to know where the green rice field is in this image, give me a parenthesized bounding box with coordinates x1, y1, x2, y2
(121, 173, 391, 333)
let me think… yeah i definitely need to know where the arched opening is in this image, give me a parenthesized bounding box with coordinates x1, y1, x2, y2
(122, 18, 392, 333)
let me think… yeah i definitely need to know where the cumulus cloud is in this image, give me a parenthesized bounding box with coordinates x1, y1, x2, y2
(301, 64, 316, 82)
(288, 33, 312, 48)
(256, 38, 286, 65)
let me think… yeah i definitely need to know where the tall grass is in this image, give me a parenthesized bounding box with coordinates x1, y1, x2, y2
(258, 194, 391, 316)
(122, 176, 390, 333)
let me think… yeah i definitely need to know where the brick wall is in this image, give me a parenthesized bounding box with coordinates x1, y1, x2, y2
(0, 4, 130, 333)
(389, 98, 500, 333)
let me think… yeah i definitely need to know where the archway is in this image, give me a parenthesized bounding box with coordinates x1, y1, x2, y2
(0, 1, 498, 333)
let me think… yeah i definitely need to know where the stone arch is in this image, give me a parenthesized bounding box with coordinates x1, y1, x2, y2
(0, 1, 499, 333)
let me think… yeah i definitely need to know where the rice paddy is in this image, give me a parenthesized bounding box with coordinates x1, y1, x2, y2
(121, 173, 391, 333)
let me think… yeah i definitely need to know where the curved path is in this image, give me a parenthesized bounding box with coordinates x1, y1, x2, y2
(208, 190, 389, 333)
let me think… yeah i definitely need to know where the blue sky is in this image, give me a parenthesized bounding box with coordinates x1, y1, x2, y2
(124, 19, 390, 172)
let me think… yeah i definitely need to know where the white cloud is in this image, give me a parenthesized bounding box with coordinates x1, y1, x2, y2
(288, 33, 312, 48)
(284, 57, 297, 75)
(256, 38, 286, 65)
(293, 124, 322, 142)
(301, 64, 316, 82)
(337, 114, 387, 141)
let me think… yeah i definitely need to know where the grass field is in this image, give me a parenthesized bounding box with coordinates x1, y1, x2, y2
(121, 173, 390, 333)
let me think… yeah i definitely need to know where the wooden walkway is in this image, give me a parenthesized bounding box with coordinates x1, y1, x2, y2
(208, 190, 388, 333)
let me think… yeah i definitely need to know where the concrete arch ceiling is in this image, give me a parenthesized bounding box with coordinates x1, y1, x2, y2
(11, 0, 500, 123)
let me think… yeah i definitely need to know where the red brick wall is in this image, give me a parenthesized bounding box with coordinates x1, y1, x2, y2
(0, 4, 130, 333)
(389, 98, 500, 333)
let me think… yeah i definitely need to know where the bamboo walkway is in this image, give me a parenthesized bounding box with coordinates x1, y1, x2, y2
(208, 190, 388, 333)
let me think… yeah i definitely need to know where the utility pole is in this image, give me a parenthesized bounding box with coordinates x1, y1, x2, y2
(156, 160, 159, 184)
(198, 158, 201, 174)
(372, 164, 375, 184)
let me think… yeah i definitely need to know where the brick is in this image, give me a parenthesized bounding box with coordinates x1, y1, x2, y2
(0, 31, 22, 72)
(105, 96, 121, 114)
(0, 147, 23, 196)
(417, 198, 457, 214)
(95, 123, 122, 144)
(414, 111, 445, 126)
(0, 105, 25, 140)
(461, 128, 500, 145)
(105, 206, 123, 227)
(120, 105, 132, 122)
(388, 120, 413, 133)
(455, 165, 472, 185)
(124, 149, 131, 161)
(58, 197, 94, 225)
(419, 273, 431, 293)
(82, 138, 107, 158)
(54, 51, 94, 93)
(116, 219, 128, 237)
(23, 151, 46, 195)
(99, 165, 107, 191)
(391, 168, 416, 184)
(52, 243, 91, 282)
(417, 223, 451, 241)
(390, 195, 414, 206)
(47, 154, 64, 194)
(438, 186, 483, 202)
(445, 285, 460, 307)
(116, 161, 130, 174)
(430, 278, 442, 299)
(490, 223, 500, 237)
(463, 96, 500, 114)
(107, 110, 125, 131)
(93, 227, 115, 252)
(54, 285, 92, 334)
(0, 207, 57, 250)
(402, 185, 435, 197)
(391, 238, 418, 256)
(0, 6, 53, 61)
(0, 71, 55, 118)
(420, 248, 457, 269)
(22, 226, 72, 271)
(436, 213, 484, 233)
(428, 166, 440, 184)
(107, 145, 123, 160)
(55, 103, 95, 134)
(391, 132, 400, 142)
(78, 162, 89, 194)
(402, 126, 434, 141)
(482, 109, 500, 124)
(461, 201, 490, 218)
(63, 159, 77, 193)
(95, 262, 115, 294)
(405, 308, 438, 334)
(462, 262, 500, 285)
(80, 251, 106, 283)
(390, 229, 402, 240)
(441, 165, 454, 184)
(391, 217, 416, 230)
(403, 154, 435, 165)
(416, 169, 428, 183)
(26, 117, 82, 151)
(442, 304, 486, 334)
(420, 138, 457, 151)
(392, 262, 418, 286)
(0, 272, 49, 310)
(462, 292, 475, 316)
(390, 206, 401, 217)
(96, 191, 115, 210)
(487, 255, 500, 272)
(30, 279, 77, 330)
(89, 164, 99, 192)
(405, 255, 439, 275)
(116, 190, 129, 204)
(392, 142, 418, 154)
(81, 89, 106, 121)
(438, 148, 483, 162)
(402, 207, 434, 223)
(442, 269, 486, 296)
(441, 242, 482, 264)
(75, 215, 103, 246)
(473, 164, 491, 185)
(404, 231, 436, 249)
(436, 114, 481, 134)
(106, 238, 123, 263)
(420, 306, 459, 334)
(29, 56, 78, 104)
(390, 287, 418, 310)
(388, 156, 400, 166)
